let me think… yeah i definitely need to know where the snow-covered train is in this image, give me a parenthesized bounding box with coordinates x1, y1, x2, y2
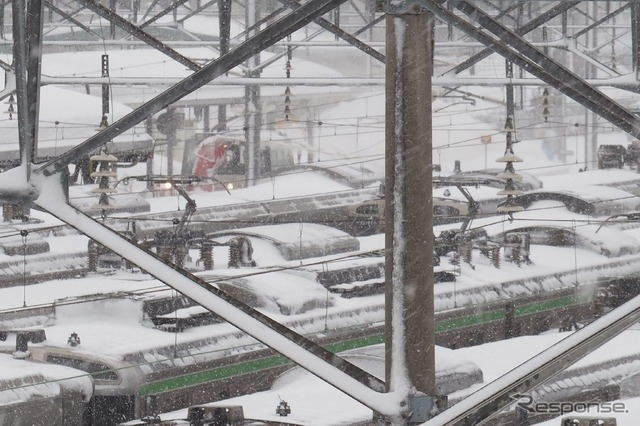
(0, 279, 614, 426)
(189, 134, 296, 190)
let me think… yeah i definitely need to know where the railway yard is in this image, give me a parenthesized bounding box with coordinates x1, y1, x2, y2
(3, 1, 640, 425)
(2, 165, 640, 425)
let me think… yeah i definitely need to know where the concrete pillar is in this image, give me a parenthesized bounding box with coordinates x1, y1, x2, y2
(384, 7, 436, 422)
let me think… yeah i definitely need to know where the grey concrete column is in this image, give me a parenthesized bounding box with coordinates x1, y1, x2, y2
(384, 8, 436, 413)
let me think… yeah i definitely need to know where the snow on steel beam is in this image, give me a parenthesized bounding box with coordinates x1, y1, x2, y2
(572, 1, 630, 39)
(177, 0, 220, 24)
(36, 0, 350, 177)
(276, 0, 386, 63)
(139, 0, 191, 29)
(75, 0, 201, 72)
(425, 291, 640, 425)
(44, 0, 103, 39)
(422, 0, 640, 140)
(35, 75, 640, 89)
(441, 0, 581, 77)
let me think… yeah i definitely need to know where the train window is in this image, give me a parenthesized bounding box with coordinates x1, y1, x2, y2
(85, 361, 119, 381)
(46, 355, 118, 381)
(434, 205, 460, 216)
(356, 204, 379, 215)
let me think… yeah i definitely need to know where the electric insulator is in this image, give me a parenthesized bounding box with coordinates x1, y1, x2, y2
(157, 245, 172, 262)
(228, 239, 240, 268)
(458, 236, 472, 265)
(88, 240, 98, 272)
(281, 85, 295, 123)
(491, 246, 501, 269)
(496, 162, 522, 181)
(511, 246, 522, 266)
(89, 151, 119, 212)
(200, 245, 214, 270)
(4, 94, 15, 120)
(495, 116, 524, 215)
(174, 245, 187, 268)
(2, 204, 12, 222)
(496, 197, 525, 213)
(496, 152, 523, 163)
(542, 88, 551, 122)
(496, 180, 524, 196)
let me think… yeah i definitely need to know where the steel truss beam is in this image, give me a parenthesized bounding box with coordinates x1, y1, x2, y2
(141, 0, 162, 22)
(442, 0, 581, 77)
(44, 0, 102, 39)
(140, 0, 191, 29)
(427, 0, 640, 139)
(75, 0, 202, 72)
(276, 0, 385, 63)
(573, 1, 630, 39)
(177, 0, 219, 24)
(231, 4, 289, 40)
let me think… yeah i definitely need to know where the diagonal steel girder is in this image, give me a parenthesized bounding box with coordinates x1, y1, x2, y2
(427, 0, 640, 139)
(178, 0, 219, 24)
(573, 1, 630, 40)
(44, 1, 103, 39)
(141, 0, 163, 22)
(74, 0, 202, 72)
(26, 0, 44, 166)
(139, 0, 191, 29)
(277, 0, 385, 63)
(425, 291, 640, 426)
(37, 0, 350, 177)
(442, 0, 581, 77)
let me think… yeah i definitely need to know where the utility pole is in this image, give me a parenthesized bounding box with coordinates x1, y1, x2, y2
(382, 1, 436, 423)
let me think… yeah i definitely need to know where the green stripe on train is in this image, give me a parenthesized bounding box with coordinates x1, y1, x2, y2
(140, 355, 291, 396)
(139, 293, 591, 396)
